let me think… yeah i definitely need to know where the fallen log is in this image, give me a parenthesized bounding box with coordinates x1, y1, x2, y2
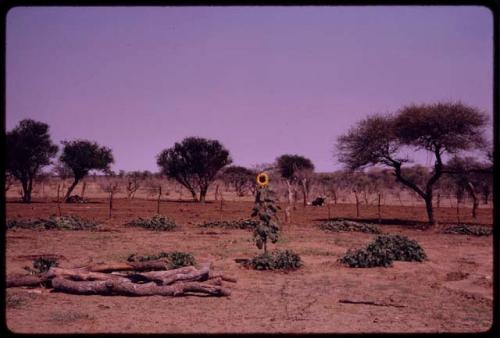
(6, 272, 54, 288)
(51, 277, 231, 297)
(48, 267, 127, 282)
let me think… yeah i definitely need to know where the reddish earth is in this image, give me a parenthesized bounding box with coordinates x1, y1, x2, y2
(5, 198, 493, 333)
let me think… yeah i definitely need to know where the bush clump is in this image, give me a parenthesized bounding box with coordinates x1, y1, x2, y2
(125, 214, 177, 231)
(24, 257, 59, 275)
(319, 219, 382, 234)
(249, 249, 302, 271)
(65, 195, 88, 203)
(7, 216, 98, 231)
(199, 218, 258, 230)
(442, 224, 492, 236)
(339, 234, 427, 268)
(127, 251, 196, 269)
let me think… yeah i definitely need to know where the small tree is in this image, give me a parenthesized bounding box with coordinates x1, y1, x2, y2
(6, 119, 58, 203)
(251, 173, 280, 253)
(125, 171, 150, 199)
(444, 156, 489, 219)
(337, 102, 488, 226)
(221, 166, 255, 197)
(157, 137, 232, 202)
(59, 140, 114, 202)
(99, 171, 122, 219)
(276, 154, 315, 208)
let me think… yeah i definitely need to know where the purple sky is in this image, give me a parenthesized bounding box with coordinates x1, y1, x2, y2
(6, 6, 493, 173)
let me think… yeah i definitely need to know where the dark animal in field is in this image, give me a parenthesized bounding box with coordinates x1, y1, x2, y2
(311, 197, 326, 206)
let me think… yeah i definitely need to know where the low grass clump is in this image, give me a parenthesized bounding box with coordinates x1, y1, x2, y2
(442, 224, 492, 236)
(318, 219, 382, 234)
(199, 218, 258, 230)
(249, 249, 303, 271)
(127, 251, 196, 269)
(125, 214, 177, 231)
(339, 234, 427, 268)
(7, 216, 99, 231)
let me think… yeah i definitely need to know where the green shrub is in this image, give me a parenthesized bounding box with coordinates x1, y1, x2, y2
(199, 218, 258, 230)
(166, 251, 197, 269)
(442, 224, 492, 236)
(249, 249, 302, 271)
(125, 214, 177, 231)
(24, 257, 59, 275)
(319, 219, 381, 234)
(7, 216, 98, 230)
(127, 251, 196, 269)
(339, 234, 427, 268)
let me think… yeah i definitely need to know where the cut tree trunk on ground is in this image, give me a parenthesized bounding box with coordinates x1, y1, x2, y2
(51, 277, 231, 297)
(6, 272, 54, 288)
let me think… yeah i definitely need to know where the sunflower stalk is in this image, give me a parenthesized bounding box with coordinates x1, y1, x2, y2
(252, 173, 281, 253)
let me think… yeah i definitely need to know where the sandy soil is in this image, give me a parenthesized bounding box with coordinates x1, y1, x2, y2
(5, 198, 493, 333)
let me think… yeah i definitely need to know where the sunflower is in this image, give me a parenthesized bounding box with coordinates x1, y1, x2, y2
(256, 172, 269, 187)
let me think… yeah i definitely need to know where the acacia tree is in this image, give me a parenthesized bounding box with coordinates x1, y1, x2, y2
(221, 166, 255, 197)
(157, 137, 232, 202)
(99, 171, 122, 219)
(444, 156, 491, 219)
(276, 154, 315, 208)
(337, 102, 488, 226)
(6, 119, 58, 203)
(59, 140, 114, 202)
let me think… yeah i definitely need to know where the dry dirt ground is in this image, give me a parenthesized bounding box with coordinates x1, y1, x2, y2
(4, 198, 494, 333)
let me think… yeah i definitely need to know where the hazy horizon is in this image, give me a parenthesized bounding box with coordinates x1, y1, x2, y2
(6, 6, 493, 173)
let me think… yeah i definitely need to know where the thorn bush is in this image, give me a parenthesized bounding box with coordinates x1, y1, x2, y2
(199, 218, 258, 230)
(7, 216, 98, 230)
(249, 249, 302, 271)
(127, 251, 196, 269)
(125, 214, 177, 231)
(318, 219, 382, 234)
(442, 224, 492, 236)
(24, 257, 59, 275)
(339, 234, 427, 268)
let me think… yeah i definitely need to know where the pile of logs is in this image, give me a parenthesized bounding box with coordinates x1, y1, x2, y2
(7, 260, 236, 297)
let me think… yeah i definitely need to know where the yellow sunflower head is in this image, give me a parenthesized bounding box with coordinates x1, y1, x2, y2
(256, 172, 269, 187)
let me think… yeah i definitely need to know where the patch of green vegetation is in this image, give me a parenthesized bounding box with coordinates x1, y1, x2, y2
(127, 251, 196, 269)
(249, 249, 303, 271)
(318, 219, 382, 234)
(6, 216, 99, 231)
(339, 234, 427, 268)
(199, 218, 258, 230)
(125, 214, 177, 231)
(442, 224, 492, 236)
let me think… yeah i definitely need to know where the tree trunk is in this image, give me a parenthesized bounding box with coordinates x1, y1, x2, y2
(424, 195, 435, 226)
(108, 191, 113, 219)
(199, 185, 208, 203)
(354, 191, 360, 217)
(285, 180, 294, 224)
(466, 182, 478, 219)
(377, 192, 382, 224)
(20, 178, 31, 203)
(301, 178, 308, 207)
(64, 178, 80, 201)
(56, 184, 62, 216)
(157, 186, 161, 214)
